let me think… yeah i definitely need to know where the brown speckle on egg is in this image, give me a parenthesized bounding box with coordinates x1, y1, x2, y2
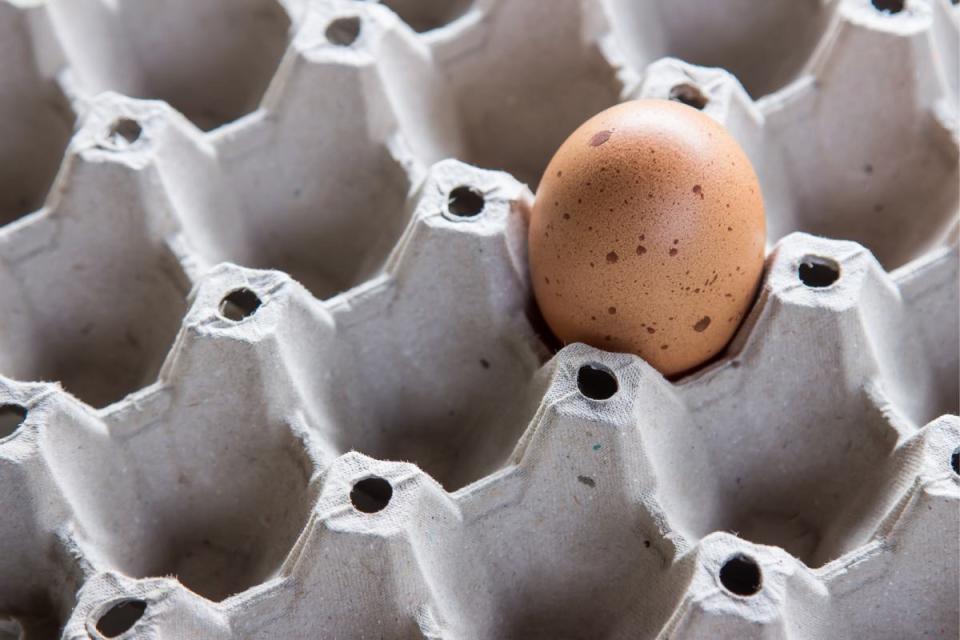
(590, 130, 612, 147)
(528, 99, 766, 376)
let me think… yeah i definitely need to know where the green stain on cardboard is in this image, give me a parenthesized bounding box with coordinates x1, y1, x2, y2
(592, 443, 602, 451)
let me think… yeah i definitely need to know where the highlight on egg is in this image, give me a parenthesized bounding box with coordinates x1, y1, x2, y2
(528, 99, 766, 376)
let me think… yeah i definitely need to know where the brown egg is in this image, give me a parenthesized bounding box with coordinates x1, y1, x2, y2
(529, 99, 766, 376)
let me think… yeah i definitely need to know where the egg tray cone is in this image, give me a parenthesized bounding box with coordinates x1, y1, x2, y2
(0, 0, 956, 639)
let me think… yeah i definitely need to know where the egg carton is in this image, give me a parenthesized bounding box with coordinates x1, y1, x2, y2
(0, 0, 957, 638)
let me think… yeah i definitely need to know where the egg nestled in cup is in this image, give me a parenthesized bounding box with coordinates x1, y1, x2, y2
(528, 99, 766, 376)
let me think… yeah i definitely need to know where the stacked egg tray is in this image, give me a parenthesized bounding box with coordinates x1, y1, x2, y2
(0, 0, 957, 638)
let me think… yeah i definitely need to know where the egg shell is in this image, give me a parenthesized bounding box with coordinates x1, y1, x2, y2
(528, 99, 766, 376)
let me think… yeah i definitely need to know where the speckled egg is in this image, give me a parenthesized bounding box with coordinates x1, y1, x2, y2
(528, 99, 766, 376)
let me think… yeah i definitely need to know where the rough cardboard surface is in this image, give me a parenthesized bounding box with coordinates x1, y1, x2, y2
(0, 0, 957, 638)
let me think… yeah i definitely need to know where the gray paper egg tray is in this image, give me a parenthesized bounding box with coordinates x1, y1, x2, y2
(0, 0, 957, 638)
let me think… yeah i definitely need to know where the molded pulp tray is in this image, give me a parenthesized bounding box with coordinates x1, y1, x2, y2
(0, 0, 957, 638)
